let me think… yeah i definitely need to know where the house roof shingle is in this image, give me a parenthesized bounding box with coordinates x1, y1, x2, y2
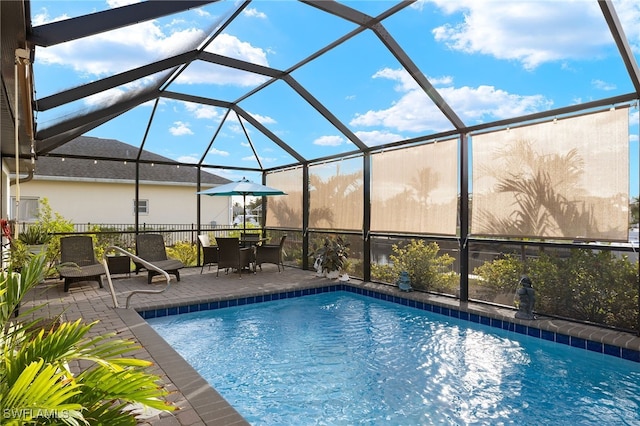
(35, 136, 230, 186)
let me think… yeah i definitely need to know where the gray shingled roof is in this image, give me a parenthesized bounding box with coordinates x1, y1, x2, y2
(35, 136, 229, 185)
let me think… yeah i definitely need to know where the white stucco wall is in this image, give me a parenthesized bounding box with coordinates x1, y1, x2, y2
(1, 161, 9, 220)
(10, 178, 231, 226)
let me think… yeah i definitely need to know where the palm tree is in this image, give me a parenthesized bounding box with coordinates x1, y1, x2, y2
(477, 139, 594, 237)
(0, 255, 175, 425)
(308, 171, 362, 228)
(409, 167, 439, 206)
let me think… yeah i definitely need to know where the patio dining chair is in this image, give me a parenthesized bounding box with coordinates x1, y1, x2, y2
(58, 235, 106, 292)
(215, 237, 253, 278)
(135, 234, 184, 284)
(198, 234, 218, 274)
(255, 235, 286, 272)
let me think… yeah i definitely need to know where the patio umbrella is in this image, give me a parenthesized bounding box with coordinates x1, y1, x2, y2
(197, 177, 286, 235)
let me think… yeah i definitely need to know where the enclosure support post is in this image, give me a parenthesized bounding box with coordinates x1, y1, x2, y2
(363, 153, 371, 282)
(302, 165, 310, 270)
(459, 133, 470, 301)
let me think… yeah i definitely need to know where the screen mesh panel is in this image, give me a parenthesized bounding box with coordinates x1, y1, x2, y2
(309, 158, 363, 230)
(371, 140, 458, 234)
(471, 107, 629, 241)
(265, 168, 303, 228)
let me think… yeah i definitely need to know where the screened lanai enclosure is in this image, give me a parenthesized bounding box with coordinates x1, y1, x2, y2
(1, 1, 639, 333)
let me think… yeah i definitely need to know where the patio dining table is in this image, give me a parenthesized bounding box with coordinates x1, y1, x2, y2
(239, 237, 267, 273)
(240, 237, 268, 248)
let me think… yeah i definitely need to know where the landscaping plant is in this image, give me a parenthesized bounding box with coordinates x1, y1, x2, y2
(166, 241, 198, 267)
(371, 239, 457, 293)
(473, 249, 639, 331)
(0, 254, 176, 425)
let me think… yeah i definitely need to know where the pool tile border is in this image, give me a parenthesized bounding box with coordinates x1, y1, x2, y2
(139, 284, 640, 364)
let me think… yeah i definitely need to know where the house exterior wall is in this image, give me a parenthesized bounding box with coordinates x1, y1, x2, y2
(11, 178, 231, 226)
(1, 161, 9, 220)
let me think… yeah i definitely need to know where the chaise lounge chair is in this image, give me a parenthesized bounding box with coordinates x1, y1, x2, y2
(135, 234, 184, 284)
(58, 235, 106, 292)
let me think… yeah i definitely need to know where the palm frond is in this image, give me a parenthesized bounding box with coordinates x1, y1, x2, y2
(3, 359, 85, 425)
(77, 366, 175, 412)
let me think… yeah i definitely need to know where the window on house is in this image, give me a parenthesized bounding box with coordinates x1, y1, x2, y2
(134, 199, 149, 215)
(10, 197, 39, 222)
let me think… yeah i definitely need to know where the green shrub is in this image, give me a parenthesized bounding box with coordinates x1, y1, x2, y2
(372, 240, 457, 292)
(90, 224, 133, 260)
(166, 241, 197, 266)
(11, 198, 74, 276)
(531, 250, 638, 330)
(525, 252, 566, 314)
(472, 254, 523, 297)
(475, 249, 639, 331)
(371, 262, 395, 284)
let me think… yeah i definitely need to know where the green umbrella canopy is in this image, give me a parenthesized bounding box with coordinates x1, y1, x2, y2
(197, 177, 286, 233)
(197, 177, 286, 197)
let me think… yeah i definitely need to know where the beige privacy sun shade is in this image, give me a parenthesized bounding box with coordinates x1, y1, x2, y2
(371, 139, 459, 235)
(266, 167, 304, 229)
(309, 158, 364, 231)
(471, 107, 629, 241)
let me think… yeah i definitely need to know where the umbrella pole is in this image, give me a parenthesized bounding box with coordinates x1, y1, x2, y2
(243, 194, 247, 237)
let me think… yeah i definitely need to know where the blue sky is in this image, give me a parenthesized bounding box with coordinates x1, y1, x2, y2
(30, 0, 639, 195)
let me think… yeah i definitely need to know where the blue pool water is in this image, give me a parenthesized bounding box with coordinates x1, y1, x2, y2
(148, 292, 640, 425)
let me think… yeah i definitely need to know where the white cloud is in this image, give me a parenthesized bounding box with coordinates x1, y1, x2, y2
(613, 0, 640, 49)
(428, 0, 612, 70)
(31, 8, 68, 25)
(33, 7, 270, 91)
(169, 121, 193, 136)
(36, 15, 205, 77)
(243, 8, 267, 19)
(241, 154, 276, 163)
(592, 79, 617, 91)
(177, 155, 199, 163)
(107, 0, 140, 7)
(84, 87, 126, 107)
(208, 147, 229, 156)
(178, 33, 271, 86)
(354, 130, 403, 146)
(208, 33, 269, 64)
(351, 68, 551, 133)
(314, 135, 344, 146)
(228, 124, 243, 134)
(184, 103, 221, 119)
(248, 112, 276, 125)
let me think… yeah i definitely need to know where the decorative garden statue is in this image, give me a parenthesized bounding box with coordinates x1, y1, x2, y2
(397, 271, 412, 292)
(515, 275, 536, 320)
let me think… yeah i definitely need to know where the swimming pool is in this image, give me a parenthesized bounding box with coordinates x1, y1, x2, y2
(148, 292, 640, 425)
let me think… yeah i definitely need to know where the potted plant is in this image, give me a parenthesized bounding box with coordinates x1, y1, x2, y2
(18, 224, 52, 254)
(314, 236, 350, 279)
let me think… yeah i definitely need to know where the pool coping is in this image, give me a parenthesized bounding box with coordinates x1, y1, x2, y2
(122, 280, 640, 424)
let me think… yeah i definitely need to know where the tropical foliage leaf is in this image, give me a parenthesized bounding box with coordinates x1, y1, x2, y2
(1, 255, 176, 425)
